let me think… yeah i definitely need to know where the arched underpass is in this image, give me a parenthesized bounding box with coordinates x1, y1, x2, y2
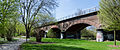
(63, 23, 95, 39)
(47, 28, 61, 38)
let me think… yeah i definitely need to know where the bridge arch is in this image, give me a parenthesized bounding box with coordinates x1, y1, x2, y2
(64, 19, 100, 31)
(63, 19, 99, 39)
(65, 23, 91, 33)
(47, 27, 61, 38)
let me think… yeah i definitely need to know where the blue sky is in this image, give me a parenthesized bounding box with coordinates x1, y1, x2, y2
(55, 0, 100, 19)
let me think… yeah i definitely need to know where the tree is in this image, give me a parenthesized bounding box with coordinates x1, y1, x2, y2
(35, 29, 45, 42)
(37, 13, 56, 26)
(47, 28, 61, 38)
(0, 0, 20, 41)
(99, 0, 120, 45)
(34, 14, 56, 42)
(16, 22, 26, 36)
(19, 0, 58, 41)
(5, 18, 18, 41)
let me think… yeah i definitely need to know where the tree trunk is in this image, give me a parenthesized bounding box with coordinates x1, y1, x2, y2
(26, 32, 30, 42)
(114, 30, 116, 45)
(36, 32, 42, 42)
(26, 29, 30, 42)
(36, 37, 42, 42)
(7, 37, 12, 41)
(26, 30, 30, 38)
(1, 34, 5, 38)
(6, 31, 13, 41)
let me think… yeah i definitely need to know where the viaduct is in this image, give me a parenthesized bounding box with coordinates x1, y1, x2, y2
(35, 11, 105, 42)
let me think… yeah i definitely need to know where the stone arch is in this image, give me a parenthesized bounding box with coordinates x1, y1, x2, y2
(65, 23, 90, 33)
(63, 21, 98, 39)
(65, 19, 100, 31)
(47, 26, 61, 38)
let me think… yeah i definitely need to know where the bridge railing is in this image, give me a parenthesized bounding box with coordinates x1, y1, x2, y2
(57, 6, 99, 21)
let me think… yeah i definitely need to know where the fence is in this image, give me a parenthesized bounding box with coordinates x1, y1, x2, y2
(57, 6, 99, 21)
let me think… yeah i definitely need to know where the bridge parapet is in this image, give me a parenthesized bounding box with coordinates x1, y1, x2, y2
(57, 6, 99, 21)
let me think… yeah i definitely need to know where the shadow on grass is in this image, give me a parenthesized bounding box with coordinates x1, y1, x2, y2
(0, 39, 18, 44)
(21, 44, 89, 50)
(0, 41, 7, 44)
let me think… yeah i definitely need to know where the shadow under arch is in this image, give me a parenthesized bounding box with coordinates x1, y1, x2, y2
(66, 23, 91, 33)
(47, 27, 61, 38)
(64, 19, 100, 32)
(64, 23, 96, 39)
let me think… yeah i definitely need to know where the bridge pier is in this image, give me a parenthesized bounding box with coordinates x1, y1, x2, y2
(60, 33, 63, 39)
(96, 29, 104, 42)
(44, 32, 47, 38)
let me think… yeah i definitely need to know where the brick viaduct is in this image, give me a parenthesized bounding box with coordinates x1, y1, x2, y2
(35, 11, 102, 39)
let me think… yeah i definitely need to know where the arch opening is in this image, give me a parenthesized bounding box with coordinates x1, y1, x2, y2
(64, 23, 97, 39)
(47, 28, 61, 38)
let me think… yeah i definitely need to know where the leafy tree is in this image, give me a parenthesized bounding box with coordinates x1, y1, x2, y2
(0, 0, 20, 41)
(16, 22, 26, 36)
(99, 0, 120, 45)
(36, 13, 56, 26)
(5, 18, 18, 41)
(34, 14, 56, 42)
(19, 0, 58, 41)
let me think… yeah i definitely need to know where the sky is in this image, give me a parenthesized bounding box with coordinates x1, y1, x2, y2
(55, 0, 100, 19)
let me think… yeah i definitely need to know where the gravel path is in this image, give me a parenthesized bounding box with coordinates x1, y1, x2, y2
(0, 39, 26, 50)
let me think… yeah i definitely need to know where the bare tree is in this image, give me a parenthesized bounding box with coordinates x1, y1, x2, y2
(19, 0, 58, 41)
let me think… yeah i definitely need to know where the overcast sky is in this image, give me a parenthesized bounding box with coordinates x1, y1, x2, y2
(55, 0, 100, 19)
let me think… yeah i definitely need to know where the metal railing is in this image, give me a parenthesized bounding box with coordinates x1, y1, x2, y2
(57, 6, 99, 21)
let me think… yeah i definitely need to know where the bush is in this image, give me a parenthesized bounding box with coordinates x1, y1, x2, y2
(47, 28, 61, 38)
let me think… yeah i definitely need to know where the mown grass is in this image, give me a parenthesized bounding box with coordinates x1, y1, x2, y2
(21, 37, 120, 50)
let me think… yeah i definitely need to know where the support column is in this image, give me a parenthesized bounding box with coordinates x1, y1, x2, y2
(96, 29, 104, 42)
(44, 32, 47, 38)
(60, 33, 63, 39)
(44, 30, 48, 38)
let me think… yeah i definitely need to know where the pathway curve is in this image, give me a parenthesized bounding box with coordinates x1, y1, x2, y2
(0, 38, 26, 50)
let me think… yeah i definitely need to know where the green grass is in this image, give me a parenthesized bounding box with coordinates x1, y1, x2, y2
(21, 37, 120, 50)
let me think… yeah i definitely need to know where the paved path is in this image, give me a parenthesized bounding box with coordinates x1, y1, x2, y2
(0, 38, 26, 50)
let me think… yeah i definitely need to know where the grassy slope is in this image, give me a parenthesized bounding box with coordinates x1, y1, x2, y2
(21, 37, 120, 50)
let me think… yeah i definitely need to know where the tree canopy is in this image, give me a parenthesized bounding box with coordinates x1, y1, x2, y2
(98, 0, 120, 45)
(99, 0, 120, 31)
(0, 0, 20, 41)
(19, 0, 58, 39)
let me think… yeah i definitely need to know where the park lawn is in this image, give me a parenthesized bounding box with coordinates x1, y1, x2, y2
(21, 37, 120, 50)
